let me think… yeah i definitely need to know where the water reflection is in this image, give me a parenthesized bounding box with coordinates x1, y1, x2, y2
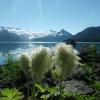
(0, 42, 100, 64)
(0, 43, 29, 53)
(0, 42, 57, 53)
(0, 42, 58, 64)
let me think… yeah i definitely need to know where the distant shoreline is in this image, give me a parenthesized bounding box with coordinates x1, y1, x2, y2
(76, 42, 100, 43)
(0, 41, 100, 43)
(0, 41, 61, 43)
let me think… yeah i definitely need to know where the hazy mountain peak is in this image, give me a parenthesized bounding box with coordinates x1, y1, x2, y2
(31, 29, 72, 42)
(57, 29, 72, 36)
(0, 26, 72, 42)
(60, 29, 67, 32)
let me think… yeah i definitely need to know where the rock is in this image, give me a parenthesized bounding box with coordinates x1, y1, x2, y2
(92, 63, 100, 80)
(64, 79, 94, 94)
(0, 74, 4, 79)
(68, 65, 85, 80)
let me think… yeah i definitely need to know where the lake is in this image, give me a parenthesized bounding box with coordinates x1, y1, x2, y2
(0, 42, 100, 64)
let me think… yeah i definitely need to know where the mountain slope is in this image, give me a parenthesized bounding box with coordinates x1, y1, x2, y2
(31, 29, 72, 42)
(65, 27, 100, 42)
(0, 27, 30, 41)
(0, 27, 72, 42)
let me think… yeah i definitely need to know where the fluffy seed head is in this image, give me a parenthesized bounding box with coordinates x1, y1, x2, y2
(31, 47, 52, 81)
(19, 53, 31, 78)
(54, 43, 80, 79)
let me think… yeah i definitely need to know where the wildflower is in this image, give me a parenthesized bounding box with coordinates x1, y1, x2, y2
(31, 47, 52, 81)
(54, 43, 80, 79)
(19, 53, 31, 78)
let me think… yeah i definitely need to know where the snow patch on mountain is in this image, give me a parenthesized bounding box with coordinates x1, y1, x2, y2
(0, 26, 72, 42)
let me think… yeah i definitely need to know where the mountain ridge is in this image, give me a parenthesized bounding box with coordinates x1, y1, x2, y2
(31, 29, 72, 42)
(0, 26, 72, 42)
(65, 26, 100, 42)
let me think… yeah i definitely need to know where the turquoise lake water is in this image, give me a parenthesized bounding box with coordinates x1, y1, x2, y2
(0, 42, 100, 64)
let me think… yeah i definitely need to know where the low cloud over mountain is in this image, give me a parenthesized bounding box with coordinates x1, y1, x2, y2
(0, 27, 72, 42)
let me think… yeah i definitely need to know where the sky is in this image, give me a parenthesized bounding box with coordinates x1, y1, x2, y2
(0, 0, 100, 34)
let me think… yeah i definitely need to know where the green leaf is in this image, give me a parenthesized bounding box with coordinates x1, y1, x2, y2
(0, 88, 23, 100)
(35, 83, 46, 93)
(47, 87, 57, 93)
(40, 94, 51, 99)
(93, 81, 100, 90)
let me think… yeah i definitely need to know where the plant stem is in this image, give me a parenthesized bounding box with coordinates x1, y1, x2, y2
(27, 77, 30, 100)
(31, 79, 36, 100)
(60, 80, 62, 98)
(59, 67, 63, 100)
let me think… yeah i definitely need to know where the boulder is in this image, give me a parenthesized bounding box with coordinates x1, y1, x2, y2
(64, 79, 94, 94)
(68, 65, 85, 80)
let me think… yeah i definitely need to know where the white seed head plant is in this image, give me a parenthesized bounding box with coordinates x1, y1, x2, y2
(19, 53, 31, 78)
(31, 47, 52, 81)
(54, 43, 80, 79)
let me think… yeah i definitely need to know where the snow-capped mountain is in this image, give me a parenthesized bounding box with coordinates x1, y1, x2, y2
(31, 29, 72, 42)
(0, 26, 72, 42)
(0, 26, 44, 41)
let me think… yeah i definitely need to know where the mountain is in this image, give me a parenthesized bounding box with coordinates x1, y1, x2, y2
(31, 29, 72, 42)
(0, 27, 30, 41)
(65, 27, 100, 42)
(0, 27, 72, 42)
